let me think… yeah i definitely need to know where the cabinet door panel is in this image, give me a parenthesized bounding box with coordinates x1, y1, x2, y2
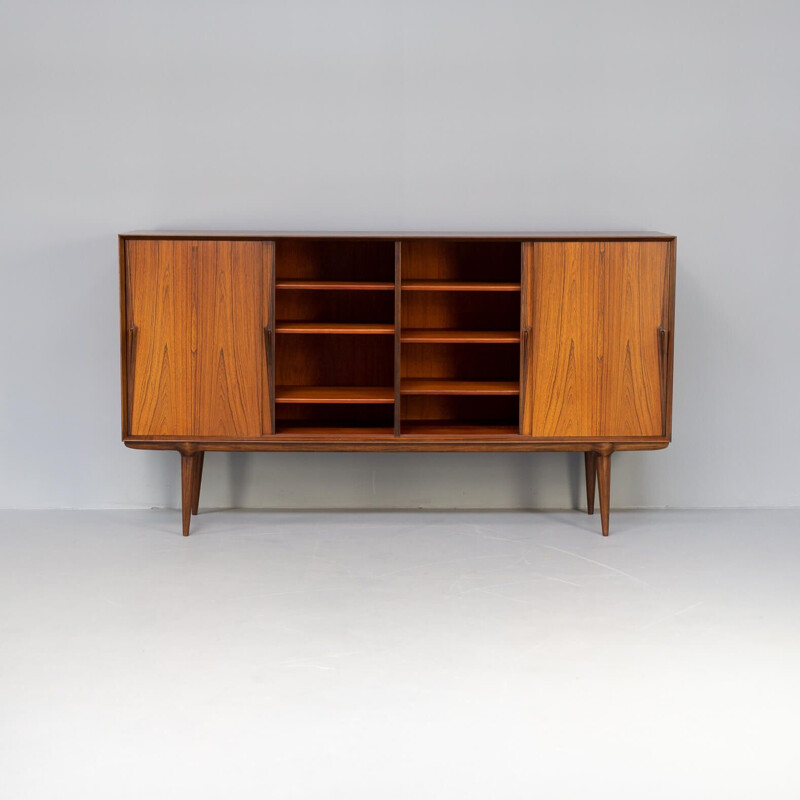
(522, 242, 603, 436)
(196, 241, 271, 437)
(601, 242, 667, 437)
(127, 239, 194, 436)
(523, 241, 667, 438)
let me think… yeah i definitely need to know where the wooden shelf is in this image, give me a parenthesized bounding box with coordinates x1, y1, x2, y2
(401, 422, 519, 437)
(403, 281, 520, 292)
(276, 280, 394, 291)
(275, 386, 395, 404)
(401, 329, 520, 343)
(276, 322, 394, 335)
(275, 423, 394, 436)
(401, 380, 519, 395)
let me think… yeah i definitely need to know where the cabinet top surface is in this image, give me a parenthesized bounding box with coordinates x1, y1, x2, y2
(121, 230, 675, 241)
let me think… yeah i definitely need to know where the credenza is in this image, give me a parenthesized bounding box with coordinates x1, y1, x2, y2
(119, 232, 676, 536)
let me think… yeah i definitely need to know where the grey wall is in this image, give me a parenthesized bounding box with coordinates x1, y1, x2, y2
(1, 0, 798, 510)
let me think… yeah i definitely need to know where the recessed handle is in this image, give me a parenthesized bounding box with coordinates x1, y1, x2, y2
(658, 326, 668, 366)
(128, 324, 138, 365)
(264, 326, 274, 371)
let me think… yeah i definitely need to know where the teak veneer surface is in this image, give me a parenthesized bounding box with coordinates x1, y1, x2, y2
(126, 239, 271, 438)
(522, 241, 668, 438)
(120, 232, 676, 536)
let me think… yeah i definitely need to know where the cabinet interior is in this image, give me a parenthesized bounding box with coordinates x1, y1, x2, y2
(273, 237, 521, 435)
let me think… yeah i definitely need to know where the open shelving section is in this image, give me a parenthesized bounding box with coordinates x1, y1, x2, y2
(271, 238, 522, 437)
(273, 239, 397, 435)
(398, 240, 522, 436)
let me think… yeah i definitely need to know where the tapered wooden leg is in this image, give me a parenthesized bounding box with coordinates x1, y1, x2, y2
(596, 452, 611, 537)
(191, 452, 204, 516)
(180, 453, 197, 537)
(584, 452, 596, 515)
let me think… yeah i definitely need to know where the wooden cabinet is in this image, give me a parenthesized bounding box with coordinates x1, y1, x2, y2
(120, 232, 676, 537)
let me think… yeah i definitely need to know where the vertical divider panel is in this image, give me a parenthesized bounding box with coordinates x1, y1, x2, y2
(520, 242, 534, 435)
(394, 241, 402, 435)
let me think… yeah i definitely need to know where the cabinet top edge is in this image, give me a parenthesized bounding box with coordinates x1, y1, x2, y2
(120, 230, 676, 241)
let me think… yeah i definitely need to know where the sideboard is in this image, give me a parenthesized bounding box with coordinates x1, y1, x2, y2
(119, 232, 676, 536)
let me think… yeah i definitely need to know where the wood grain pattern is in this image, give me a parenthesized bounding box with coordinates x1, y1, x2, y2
(126, 239, 272, 438)
(127, 239, 194, 436)
(523, 241, 668, 437)
(196, 240, 267, 437)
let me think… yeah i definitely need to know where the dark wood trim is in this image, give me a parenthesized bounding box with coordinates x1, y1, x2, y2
(121, 232, 676, 242)
(519, 242, 529, 434)
(266, 240, 276, 434)
(119, 235, 129, 440)
(126, 438, 667, 453)
(394, 241, 402, 436)
(664, 237, 677, 441)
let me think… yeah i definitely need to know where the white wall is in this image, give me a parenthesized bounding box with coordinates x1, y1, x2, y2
(1, 0, 798, 510)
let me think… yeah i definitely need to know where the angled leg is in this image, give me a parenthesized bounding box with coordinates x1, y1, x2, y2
(180, 452, 198, 537)
(584, 451, 597, 515)
(596, 452, 611, 537)
(191, 451, 205, 516)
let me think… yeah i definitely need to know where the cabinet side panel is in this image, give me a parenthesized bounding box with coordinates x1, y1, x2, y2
(127, 239, 194, 436)
(526, 242, 602, 436)
(195, 241, 267, 438)
(600, 242, 667, 437)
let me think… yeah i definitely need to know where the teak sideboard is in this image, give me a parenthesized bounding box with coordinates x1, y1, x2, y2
(119, 232, 676, 537)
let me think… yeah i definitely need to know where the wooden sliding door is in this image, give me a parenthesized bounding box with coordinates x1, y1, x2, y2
(126, 239, 273, 438)
(522, 240, 669, 438)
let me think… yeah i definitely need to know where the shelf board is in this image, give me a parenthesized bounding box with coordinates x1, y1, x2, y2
(276, 280, 395, 291)
(401, 379, 519, 395)
(275, 322, 394, 335)
(275, 423, 395, 436)
(402, 281, 520, 292)
(401, 422, 520, 436)
(401, 329, 520, 344)
(275, 386, 395, 404)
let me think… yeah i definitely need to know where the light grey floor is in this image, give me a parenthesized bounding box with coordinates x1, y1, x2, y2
(1, 509, 799, 799)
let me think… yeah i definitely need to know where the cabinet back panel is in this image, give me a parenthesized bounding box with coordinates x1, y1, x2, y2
(276, 239, 395, 282)
(276, 289, 394, 324)
(401, 343, 519, 382)
(401, 240, 521, 283)
(275, 335, 394, 387)
(401, 395, 519, 424)
(401, 291, 520, 331)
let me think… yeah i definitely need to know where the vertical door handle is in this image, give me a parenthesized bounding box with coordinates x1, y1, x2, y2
(127, 325, 138, 433)
(264, 326, 274, 375)
(128, 325, 138, 374)
(657, 327, 668, 372)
